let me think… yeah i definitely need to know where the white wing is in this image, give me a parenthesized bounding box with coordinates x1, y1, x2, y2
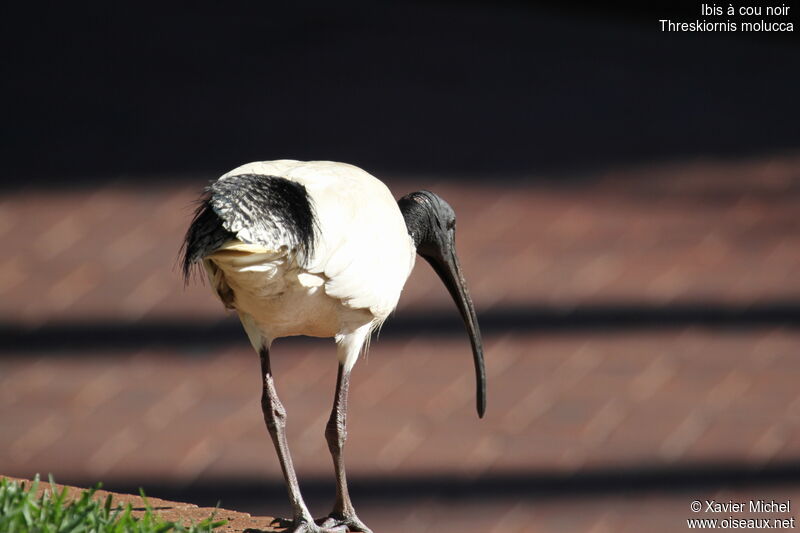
(223, 160, 416, 319)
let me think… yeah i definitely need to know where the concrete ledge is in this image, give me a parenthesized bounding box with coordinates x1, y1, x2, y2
(1, 476, 279, 533)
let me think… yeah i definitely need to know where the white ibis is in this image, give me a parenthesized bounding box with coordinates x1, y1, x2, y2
(181, 160, 485, 533)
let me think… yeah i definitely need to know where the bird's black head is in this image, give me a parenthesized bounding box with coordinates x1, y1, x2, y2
(398, 190, 486, 418)
(397, 190, 456, 256)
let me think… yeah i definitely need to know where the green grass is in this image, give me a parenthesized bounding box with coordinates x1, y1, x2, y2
(0, 475, 226, 533)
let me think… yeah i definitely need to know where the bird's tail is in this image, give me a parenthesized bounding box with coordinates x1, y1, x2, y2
(180, 197, 234, 282)
(180, 174, 317, 283)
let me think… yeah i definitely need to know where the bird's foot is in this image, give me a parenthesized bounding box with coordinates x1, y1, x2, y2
(317, 512, 373, 533)
(269, 516, 348, 533)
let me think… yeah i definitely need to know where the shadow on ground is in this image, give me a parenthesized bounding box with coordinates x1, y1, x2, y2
(56, 460, 800, 515)
(2, 301, 798, 354)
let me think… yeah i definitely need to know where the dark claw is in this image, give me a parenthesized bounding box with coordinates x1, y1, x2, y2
(267, 517, 349, 533)
(270, 517, 294, 528)
(317, 514, 373, 533)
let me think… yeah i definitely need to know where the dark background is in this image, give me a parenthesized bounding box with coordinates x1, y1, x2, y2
(5, 1, 799, 185)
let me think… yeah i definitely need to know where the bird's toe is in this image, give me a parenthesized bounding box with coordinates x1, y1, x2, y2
(317, 513, 373, 533)
(271, 517, 348, 533)
(270, 517, 293, 529)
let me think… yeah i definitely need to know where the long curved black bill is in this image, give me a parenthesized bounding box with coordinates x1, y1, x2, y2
(423, 248, 486, 418)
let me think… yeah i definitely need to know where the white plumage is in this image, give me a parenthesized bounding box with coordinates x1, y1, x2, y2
(204, 160, 415, 371)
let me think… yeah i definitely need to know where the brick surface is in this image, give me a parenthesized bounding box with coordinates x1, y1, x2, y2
(2, 155, 800, 532)
(2, 156, 799, 325)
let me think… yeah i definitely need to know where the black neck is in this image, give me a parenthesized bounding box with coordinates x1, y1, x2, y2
(398, 194, 431, 249)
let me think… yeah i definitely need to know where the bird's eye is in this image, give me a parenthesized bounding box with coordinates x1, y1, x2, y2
(447, 219, 456, 230)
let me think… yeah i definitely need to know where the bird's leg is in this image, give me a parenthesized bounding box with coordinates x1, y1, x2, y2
(318, 364, 372, 533)
(260, 347, 334, 533)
